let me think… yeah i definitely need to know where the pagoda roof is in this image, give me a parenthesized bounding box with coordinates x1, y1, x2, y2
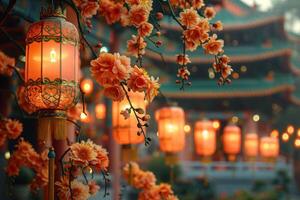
(160, 74, 295, 99)
(161, 0, 284, 31)
(145, 40, 292, 64)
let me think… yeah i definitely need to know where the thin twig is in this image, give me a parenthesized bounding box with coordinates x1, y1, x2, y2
(120, 82, 149, 146)
(63, 0, 98, 59)
(0, 0, 16, 26)
(165, 0, 185, 30)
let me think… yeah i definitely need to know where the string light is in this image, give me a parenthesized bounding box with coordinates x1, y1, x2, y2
(252, 114, 260, 122)
(287, 125, 294, 135)
(212, 120, 220, 129)
(282, 132, 289, 142)
(184, 124, 191, 133)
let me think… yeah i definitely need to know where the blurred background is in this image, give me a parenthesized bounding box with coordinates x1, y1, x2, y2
(1, 0, 300, 199)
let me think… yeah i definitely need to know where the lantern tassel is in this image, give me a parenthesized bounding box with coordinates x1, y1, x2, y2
(38, 117, 68, 141)
(121, 145, 138, 164)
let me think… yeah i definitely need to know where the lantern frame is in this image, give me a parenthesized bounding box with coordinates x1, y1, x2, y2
(24, 7, 80, 115)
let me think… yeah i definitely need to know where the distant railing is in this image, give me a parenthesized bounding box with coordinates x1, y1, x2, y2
(180, 158, 293, 180)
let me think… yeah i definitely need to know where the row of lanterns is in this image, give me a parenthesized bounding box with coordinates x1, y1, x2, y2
(111, 92, 279, 162)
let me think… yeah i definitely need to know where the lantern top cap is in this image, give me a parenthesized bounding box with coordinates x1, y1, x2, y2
(40, 6, 66, 19)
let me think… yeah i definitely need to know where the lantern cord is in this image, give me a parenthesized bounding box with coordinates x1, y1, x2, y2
(80, 89, 87, 116)
(0, 0, 16, 26)
(0, 27, 25, 54)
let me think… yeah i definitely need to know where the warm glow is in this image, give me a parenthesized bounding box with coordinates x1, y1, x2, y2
(270, 130, 279, 138)
(194, 120, 216, 157)
(50, 49, 57, 63)
(282, 132, 289, 142)
(155, 106, 185, 153)
(298, 129, 300, 137)
(4, 151, 10, 160)
(287, 125, 294, 135)
(80, 79, 94, 95)
(232, 116, 239, 123)
(184, 124, 191, 133)
(260, 136, 279, 159)
(25, 15, 80, 110)
(95, 103, 106, 119)
(212, 120, 220, 129)
(295, 139, 300, 148)
(253, 114, 260, 122)
(80, 112, 87, 120)
(223, 125, 241, 156)
(113, 91, 146, 145)
(244, 133, 258, 158)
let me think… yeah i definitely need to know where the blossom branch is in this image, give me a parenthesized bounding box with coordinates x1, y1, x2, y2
(120, 82, 151, 146)
(63, 0, 98, 59)
(165, 0, 185, 29)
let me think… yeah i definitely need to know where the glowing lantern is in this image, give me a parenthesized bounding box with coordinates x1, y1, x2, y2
(95, 103, 106, 120)
(80, 78, 93, 95)
(223, 124, 241, 161)
(260, 136, 279, 160)
(194, 120, 216, 157)
(25, 8, 80, 140)
(155, 106, 185, 153)
(244, 133, 258, 159)
(112, 91, 146, 145)
(297, 129, 300, 137)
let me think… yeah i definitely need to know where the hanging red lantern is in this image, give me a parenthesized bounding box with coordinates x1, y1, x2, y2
(194, 120, 216, 158)
(244, 133, 258, 159)
(24, 7, 80, 140)
(260, 136, 279, 161)
(112, 91, 146, 145)
(223, 124, 241, 161)
(155, 106, 185, 153)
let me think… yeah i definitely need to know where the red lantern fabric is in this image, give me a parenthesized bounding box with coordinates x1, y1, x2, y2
(194, 120, 216, 157)
(244, 133, 258, 158)
(260, 136, 279, 159)
(155, 106, 185, 153)
(223, 124, 241, 156)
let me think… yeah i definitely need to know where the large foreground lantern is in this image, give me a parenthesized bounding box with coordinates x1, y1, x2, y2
(155, 106, 185, 165)
(244, 133, 259, 159)
(194, 120, 216, 158)
(260, 136, 279, 161)
(223, 124, 241, 161)
(25, 7, 80, 140)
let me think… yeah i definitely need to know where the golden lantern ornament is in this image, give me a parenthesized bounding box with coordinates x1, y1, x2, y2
(244, 133, 258, 160)
(223, 124, 241, 161)
(194, 120, 216, 161)
(112, 91, 146, 162)
(260, 136, 279, 162)
(24, 7, 80, 141)
(155, 106, 185, 165)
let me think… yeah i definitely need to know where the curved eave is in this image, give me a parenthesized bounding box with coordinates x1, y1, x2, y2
(287, 33, 300, 44)
(160, 77, 295, 99)
(160, 15, 284, 32)
(146, 48, 292, 64)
